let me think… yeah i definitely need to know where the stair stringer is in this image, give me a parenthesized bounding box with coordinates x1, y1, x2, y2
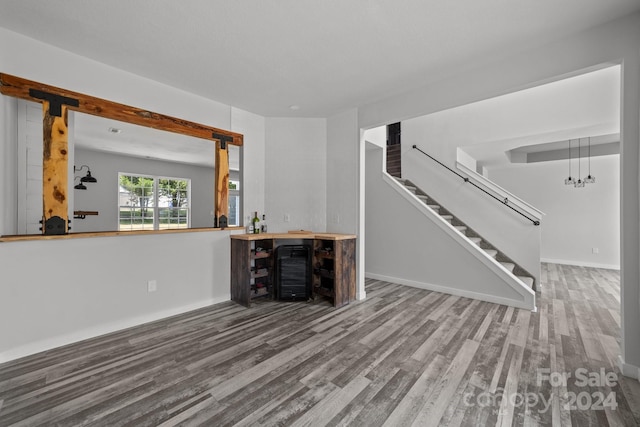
(382, 172, 536, 311)
(404, 148, 541, 286)
(406, 180, 537, 290)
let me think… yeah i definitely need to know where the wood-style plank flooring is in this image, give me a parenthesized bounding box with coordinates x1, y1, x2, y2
(1, 263, 639, 426)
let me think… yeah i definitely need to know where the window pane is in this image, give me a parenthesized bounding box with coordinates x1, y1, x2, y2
(158, 177, 190, 229)
(229, 180, 240, 227)
(229, 195, 239, 226)
(119, 174, 189, 231)
(119, 173, 154, 231)
(118, 206, 154, 231)
(158, 207, 188, 229)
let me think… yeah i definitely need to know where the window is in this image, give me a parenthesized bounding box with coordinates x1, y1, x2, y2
(228, 179, 240, 226)
(118, 173, 190, 231)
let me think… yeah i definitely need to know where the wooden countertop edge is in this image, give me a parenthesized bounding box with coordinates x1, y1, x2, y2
(0, 226, 245, 242)
(230, 232, 357, 241)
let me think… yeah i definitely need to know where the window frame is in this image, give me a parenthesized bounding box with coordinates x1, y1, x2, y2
(118, 172, 191, 231)
(228, 179, 240, 226)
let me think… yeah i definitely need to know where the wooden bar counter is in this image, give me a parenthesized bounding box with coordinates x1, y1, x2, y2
(231, 232, 356, 308)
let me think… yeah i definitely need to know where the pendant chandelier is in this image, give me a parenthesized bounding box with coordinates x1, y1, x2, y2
(564, 137, 595, 188)
(584, 137, 596, 184)
(564, 139, 575, 186)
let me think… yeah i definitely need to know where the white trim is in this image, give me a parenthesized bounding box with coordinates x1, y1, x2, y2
(357, 133, 373, 302)
(0, 295, 229, 364)
(618, 356, 640, 380)
(456, 161, 545, 221)
(365, 273, 535, 311)
(541, 258, 620, 270)
(383, 172, 536, 311)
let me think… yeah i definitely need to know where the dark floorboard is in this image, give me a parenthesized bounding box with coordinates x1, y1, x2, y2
(1, 263, 638, 426)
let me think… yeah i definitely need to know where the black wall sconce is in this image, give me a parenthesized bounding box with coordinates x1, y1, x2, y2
(74, 176, 87, 190)
(74, 165, 98, 185)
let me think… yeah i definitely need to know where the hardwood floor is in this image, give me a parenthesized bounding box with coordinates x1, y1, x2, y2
(1, 263, 639, 426)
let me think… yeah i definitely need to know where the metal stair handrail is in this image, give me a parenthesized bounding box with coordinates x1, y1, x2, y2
(412, 145, 540, 226)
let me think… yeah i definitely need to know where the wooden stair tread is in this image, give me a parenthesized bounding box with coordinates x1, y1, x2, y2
(517, 276, 535, 288)
(483, 249, 498, 258)
(500, 262, 516, 272)
(469, 237, 482, 245)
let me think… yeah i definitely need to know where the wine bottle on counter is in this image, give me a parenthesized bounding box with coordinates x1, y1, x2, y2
(261, 214, 267, 233)
(246, 215, 254, 234)
(252, 211, 260, 234)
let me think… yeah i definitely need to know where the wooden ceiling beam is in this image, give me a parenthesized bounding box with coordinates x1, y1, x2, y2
(0, 73, 243, 146)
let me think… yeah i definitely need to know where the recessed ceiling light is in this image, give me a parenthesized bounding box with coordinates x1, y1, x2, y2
(108, 127, 122, 134)
(289, 105, 300, 111)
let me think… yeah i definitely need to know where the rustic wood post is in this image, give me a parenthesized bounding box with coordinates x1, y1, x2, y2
(213, 133, 232, 228)
(41, 100, 70, 234)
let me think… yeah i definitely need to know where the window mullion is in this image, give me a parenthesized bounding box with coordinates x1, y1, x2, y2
(153, 177, 159, 230)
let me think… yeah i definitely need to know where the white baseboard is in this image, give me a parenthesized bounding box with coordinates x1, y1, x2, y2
(618, 355, 640, 380)
(0, 295, 230, 364)
(365, 272, 536, 311)
(541, 258, 620, 270)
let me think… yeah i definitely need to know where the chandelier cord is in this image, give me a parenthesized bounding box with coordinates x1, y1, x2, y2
(588, 137, 591, 175)
(568, 139, 572, 177)
(577, 138, 581, 179)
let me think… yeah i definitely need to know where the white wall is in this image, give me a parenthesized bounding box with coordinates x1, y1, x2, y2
(265, 117, 327, 232)
(0, 28, 265, 362)
(0, 230, 235, 362)
(363, 125, 386, 148)
(326, 109, 359, 235)
(358, 13, 640, 377)
(489, 156, 620, 269)
(326, 109, 364, 298)
(457, 148, 477, 172)
(72, 148, 216, 232)
(232, 107, 266, 228)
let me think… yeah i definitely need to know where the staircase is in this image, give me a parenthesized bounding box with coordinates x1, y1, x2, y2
(396, 178, 536, 289)
(386, 144, 402, 178)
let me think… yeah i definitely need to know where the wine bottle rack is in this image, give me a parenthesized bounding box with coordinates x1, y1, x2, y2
(231, 233, 356, 308)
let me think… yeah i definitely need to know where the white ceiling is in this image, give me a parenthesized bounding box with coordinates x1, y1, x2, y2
(1, 0, 639, 118)
(429, 64, 621, 168)
(72, 112, 240, 169)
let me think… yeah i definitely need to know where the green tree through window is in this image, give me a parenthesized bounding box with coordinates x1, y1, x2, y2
(119, 173, 190, 230)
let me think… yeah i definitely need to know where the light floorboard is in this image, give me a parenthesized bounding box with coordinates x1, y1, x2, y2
(1, 263, 639, 426)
